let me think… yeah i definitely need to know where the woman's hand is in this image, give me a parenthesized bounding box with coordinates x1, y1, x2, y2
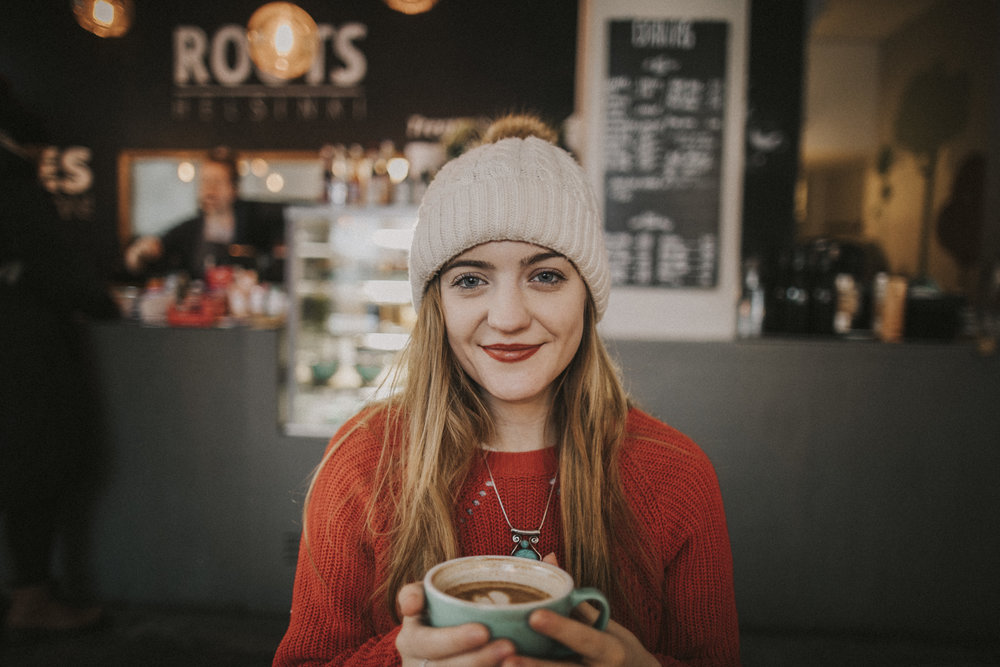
(496, 554, 658, 667)
(501, 604, 658, 667)
(395, 581, 518, 667)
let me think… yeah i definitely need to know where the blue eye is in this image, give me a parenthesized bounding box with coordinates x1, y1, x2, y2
(452, 274, 485, 289)
(532, 270, 565, 284)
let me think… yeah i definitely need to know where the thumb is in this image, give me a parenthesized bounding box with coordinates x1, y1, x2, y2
(396, 581, 425, 619)
(542, 552, 560, 567)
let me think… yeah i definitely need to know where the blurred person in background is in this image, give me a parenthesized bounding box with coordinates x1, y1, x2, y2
(122, 147, 285, 283)
(1, 77, 117, 639)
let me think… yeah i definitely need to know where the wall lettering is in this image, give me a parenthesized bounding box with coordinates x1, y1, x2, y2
(172, 23, 368, 122)
(37, 146, 96, 221)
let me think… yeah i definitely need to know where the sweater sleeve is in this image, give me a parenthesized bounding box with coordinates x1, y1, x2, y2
(623, 410, 740, 667)
(655, 461, 740, 667)
(273, 415, 402, 666)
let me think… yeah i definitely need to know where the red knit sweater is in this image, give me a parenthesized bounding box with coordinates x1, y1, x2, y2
(274, 407, 739, 666)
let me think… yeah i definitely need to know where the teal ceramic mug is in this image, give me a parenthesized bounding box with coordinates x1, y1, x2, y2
(423, 555, 610, 658)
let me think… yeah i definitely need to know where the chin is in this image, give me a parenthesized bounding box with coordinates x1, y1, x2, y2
(481, 383, 551, 406)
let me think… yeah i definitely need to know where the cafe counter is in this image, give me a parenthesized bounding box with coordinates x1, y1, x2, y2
(11, 323, 996, 641)
(65, 322, 329, 613)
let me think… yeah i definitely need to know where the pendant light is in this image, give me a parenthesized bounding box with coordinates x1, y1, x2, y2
(383, 0, 439, 14)
(246, 2, 319, 80)
(72, 0, 133, 38)
(384, 0, 438, 14)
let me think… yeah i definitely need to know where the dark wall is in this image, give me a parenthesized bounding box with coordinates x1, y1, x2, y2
(0, 1, 578, 278)
(611, 338, 1000, 641)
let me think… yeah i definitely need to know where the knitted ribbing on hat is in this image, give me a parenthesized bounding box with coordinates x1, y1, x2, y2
(409, 136, 610, 320)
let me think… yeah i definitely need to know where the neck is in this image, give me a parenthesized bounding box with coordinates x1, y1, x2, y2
(482, 396, 555, 453)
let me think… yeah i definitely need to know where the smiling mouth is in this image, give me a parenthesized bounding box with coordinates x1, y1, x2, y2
(482, 344, 542, 363)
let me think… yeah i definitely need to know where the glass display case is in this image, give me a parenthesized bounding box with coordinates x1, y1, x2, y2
(283, 203, 418, 436)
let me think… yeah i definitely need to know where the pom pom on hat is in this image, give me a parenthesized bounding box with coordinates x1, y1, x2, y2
(408, 115, 610, 319)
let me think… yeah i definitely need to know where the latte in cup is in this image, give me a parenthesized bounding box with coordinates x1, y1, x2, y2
(444, 580, 550, 605)
(424, 555, 609, 658)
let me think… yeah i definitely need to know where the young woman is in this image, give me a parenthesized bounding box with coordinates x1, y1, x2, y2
(274, 115, 739, 666)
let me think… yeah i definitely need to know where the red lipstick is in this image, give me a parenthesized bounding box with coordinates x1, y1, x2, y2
(482, 344, 541, 363)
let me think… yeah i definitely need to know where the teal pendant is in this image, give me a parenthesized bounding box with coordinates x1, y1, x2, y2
(510, 530, 541, 560)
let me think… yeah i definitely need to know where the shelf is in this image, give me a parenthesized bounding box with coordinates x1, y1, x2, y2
(283, 204, 418, 435)
(296, 241, 334, 259)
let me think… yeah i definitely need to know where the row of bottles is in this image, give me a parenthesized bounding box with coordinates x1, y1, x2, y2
(115, 267, 287, 328)
(739, 237, 987, 344)
(738, 238, 893, 339)
(319, 141, 429, 208)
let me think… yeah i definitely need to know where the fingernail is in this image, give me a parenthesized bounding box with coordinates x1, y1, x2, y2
(493, 640, 516, 658)
(528, 609, 549, 628)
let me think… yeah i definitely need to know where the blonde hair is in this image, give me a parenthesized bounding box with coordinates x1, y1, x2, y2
(370, 279, 644, 618)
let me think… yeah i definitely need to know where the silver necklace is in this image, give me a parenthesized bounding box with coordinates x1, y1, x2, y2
(482, 452, 557, 560)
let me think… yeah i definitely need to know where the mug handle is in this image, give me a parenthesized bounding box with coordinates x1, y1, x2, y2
(567, 587, 610, 631)
(547, 587, 611, 659)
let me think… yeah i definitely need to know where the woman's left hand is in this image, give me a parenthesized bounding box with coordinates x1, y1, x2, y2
(499, 604, 658, 667)
(497, 554, 658, 667)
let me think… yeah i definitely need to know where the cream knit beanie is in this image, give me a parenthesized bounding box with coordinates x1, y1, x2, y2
(409, 125, 610, 319)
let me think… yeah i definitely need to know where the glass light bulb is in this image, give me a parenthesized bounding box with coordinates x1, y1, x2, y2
(266, 173, 285, 193)
(93, 0, 114, 25)
(247, 2, 318, 80)
(274, 22, 294, 56)
(177, 162, 196, 183)
(73, 0, 133, 38)
(251, 158, 269, 178)
(386, 157, 410, 184)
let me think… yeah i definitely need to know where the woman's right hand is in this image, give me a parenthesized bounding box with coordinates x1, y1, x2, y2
(395, 581, 517, 667)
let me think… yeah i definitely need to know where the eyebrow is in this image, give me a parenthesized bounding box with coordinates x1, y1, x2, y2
(440, 251, 566, 274)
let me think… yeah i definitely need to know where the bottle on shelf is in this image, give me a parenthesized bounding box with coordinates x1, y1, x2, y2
(808, 239, 837, 336)
(322, 144, 349, 206)
(346, 144, 365, 205)
(367, 140, 394, 206)
(783, 245, 811, 334)
(320, 144, 333, 203)
(737, 258, 765, 338)
(873, 272, 908, 342)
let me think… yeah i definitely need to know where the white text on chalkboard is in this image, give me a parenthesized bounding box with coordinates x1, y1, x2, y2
(631, 21, 695, 50)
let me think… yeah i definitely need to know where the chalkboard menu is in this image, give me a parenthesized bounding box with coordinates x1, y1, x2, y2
(604, 19, 729, 288)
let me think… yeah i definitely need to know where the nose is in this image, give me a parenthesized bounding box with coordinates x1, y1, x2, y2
(486, 282, 531, 333)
